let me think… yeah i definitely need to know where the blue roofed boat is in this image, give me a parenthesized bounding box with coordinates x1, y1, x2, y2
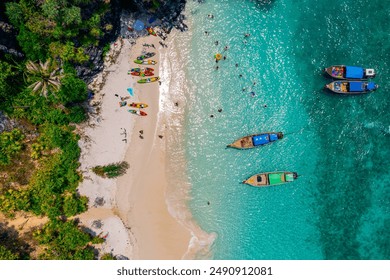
(227, 132, 283, 149)
(324, 65, 376, 80)
(325, 80, 378, 94)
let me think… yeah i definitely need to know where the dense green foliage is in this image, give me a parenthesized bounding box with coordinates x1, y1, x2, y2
(0, 245, 18, 260)
(0, 0, 114, 259)
(34, 218, 101, 260)
(100, 252, 117, 260)
(92, 161, 130, 178)
(0, 129, 25, 165)
(6, 0, 108, 63)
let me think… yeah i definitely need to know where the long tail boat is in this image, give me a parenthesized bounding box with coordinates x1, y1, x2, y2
(243, 171, 298, 187)
(324, 65, 375, 80)
(325, 80, 378, 94)
(227, 132, 283, 149)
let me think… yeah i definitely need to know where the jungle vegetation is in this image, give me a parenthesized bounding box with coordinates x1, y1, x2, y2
(0, 0, 117, 259)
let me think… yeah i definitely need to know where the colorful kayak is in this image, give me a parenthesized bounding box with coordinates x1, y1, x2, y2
(146, 27, 157, 36)
(130, 71, 154, 77)
(243, 171, 298, 187)
(128, 109, 147, 116)
(134, 59, 157, 65)
(128, 102, 148, 108)
(325, 80, 378, 94)
(227, 132, 283, 149)
(137, 77, 160, 84)
(324, 65, 376, 80)
(136, 52, 156, 60)
(130, 67, 154, 73)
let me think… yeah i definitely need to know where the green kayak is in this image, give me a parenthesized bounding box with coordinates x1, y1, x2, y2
(137, 77, 160, 84)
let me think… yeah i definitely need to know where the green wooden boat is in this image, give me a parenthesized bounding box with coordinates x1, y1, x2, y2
(243, 171, 298, 187)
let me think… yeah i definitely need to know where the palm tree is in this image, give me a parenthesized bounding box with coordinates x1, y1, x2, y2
(25, 59, 64, 98)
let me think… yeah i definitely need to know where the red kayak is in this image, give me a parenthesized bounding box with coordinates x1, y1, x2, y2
(130, 71, 154, 77)
(128, 109, 147, 116)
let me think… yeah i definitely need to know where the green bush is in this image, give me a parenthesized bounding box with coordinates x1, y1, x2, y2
(0, 245, 19, 260)
(34, 219, 96, 260)
(100, 253, 116, 260)
(58, 75, 88, 104)
(62, 193, 88, 217)
(67, 105, 87, 124)
(92, 161, 129, 178)
(0, 129, 25, 166)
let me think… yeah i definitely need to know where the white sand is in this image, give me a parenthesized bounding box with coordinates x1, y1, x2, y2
(77, 33, 192, 259)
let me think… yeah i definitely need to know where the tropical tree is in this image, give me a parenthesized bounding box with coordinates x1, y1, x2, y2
(25, 59, 64, 98)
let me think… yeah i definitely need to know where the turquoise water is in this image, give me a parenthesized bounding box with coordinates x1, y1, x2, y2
(170, 0, 389, 259)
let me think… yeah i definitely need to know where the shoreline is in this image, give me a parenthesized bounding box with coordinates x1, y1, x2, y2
(77, 32, 193, 259)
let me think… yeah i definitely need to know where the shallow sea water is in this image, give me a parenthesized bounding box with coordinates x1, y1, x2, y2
(165, 0, 390, 259)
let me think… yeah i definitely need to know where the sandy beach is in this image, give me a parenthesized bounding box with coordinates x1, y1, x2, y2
(77, 32, 191, 259)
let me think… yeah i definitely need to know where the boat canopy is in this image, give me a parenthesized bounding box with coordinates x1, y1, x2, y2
(349, 81, 363, 92)
(367, 82, 376, 90)
(346, 66, 364, 79)
(286, 173, 294, 182)
(268, 173, 284, 185)
(252, 134, 269, 146)
(269, 133, 278, 141)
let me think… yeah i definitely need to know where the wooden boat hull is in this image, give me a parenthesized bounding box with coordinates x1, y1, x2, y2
(227, 132, 283, 149)
(325, 80, 378, 95)
(324, 65, 376, 80)
(134, 59, 157, 65)
(128, 109, 147, 116)
(137, 77, 160, 84)
(128, 102, 148, 108)
(243, 171, 298, 187)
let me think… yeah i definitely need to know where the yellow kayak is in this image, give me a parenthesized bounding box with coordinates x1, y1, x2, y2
(128, 102, 148, 108)
(137, 77, 160, 84)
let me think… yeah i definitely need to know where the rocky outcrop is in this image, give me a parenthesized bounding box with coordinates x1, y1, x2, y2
(0, 9, 23, 58)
